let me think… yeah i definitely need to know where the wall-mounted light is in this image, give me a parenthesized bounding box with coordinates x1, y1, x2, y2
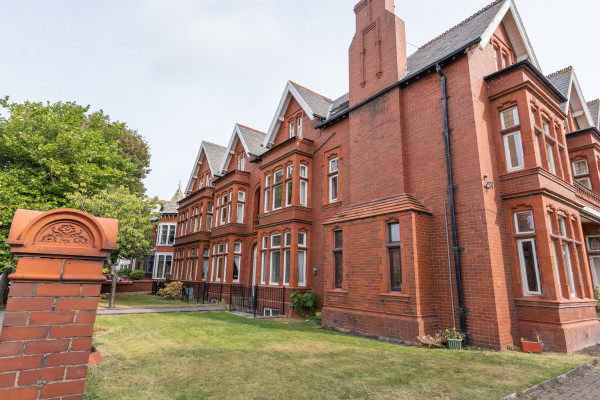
(312, 267, 318, 275)
(483, 174, 494, 191)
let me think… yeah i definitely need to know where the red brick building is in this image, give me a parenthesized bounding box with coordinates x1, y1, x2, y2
(172, 0, 600, 352)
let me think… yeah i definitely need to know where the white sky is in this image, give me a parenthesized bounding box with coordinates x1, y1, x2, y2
(1, 0, 597, 200)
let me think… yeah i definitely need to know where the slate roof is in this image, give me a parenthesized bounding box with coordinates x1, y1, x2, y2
(203, 141, 227, 172)
(546, 66, 573, 99)
(289, 81, 332, 118)
(237, 124, 268, 156)
(161, 188, 184, 214)
(323, 194, 430, 225)
(587, 99, 599, 129)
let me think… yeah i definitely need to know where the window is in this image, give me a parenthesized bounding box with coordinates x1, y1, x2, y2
(298, 250, 306, 286)
(300, 164, 308, 178)
(261, 251, 268, 284)
(287, 165, 293, 178)
(286, 180, 293, 206)
(206, 205, 213, 231)
(572, 160, 589, 176)
(542, 120, 550, 134)
(558, 217, 567, 237)
(271, 234, 281, 248)
(503, 131, 524, 172)
(220, 193, 229, 224)
(273, 170, 283, 209)
(153, 253, 173, 280)
(562, 243, 577, 297)
(283, 249, 290, 285)
(297, 116, 303, 137)
(330, 158, 338, 173)
(589, 256, 600, 286)
(262, 236, 268, 249)
(514, 211, 534, 234)
(587, 236, 600, 252)
(238, 152, 246, 171)
(284, 232, 291, 247)
(387, 222, 401, 291)
(232, 242, 241, 283)
(494, 47, 500, 71)
(270, 250, 281, 285)
(237, 191, 245, 223)
(157, 224, 177, 245)
(546, 143, 556, 174)
(500, 107, 519, 129)
(517, 238, 541, 295)
(333, 230, 343, 288)
(289, 120, 295, 138)
(300, 180, 307, 206)
(298, 232, 306, 247)
(202, 248, 209, 281)
(551, 242, 563, 297)
(576, 177, 592, 189)
(264, 175, 271, 213)
(547, 213, 553, 234)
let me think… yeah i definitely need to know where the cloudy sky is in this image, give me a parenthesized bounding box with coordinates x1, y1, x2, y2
(1, 0, 596, 199)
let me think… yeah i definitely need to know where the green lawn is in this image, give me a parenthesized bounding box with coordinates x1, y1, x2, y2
(85, 312, 592, 400)
(97, 292, 187, 309)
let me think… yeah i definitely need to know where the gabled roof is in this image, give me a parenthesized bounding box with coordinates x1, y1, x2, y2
(588, 100, 600, 129)
(161, 187, 184, 214)
(547, 66, 593, 128)
(218, 124, 267, 174)
(317, 0, 540, 127)
(262, 81, 335, 147)
(184, 141, 227, 195)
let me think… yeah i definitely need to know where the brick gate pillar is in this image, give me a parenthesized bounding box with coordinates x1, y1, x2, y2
(0, 209, 117, 400)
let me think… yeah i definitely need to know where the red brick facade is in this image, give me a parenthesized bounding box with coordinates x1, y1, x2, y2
(172, 0, 600, 352)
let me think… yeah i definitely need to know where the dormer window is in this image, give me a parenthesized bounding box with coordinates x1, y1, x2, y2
(500, 107, 519, 129)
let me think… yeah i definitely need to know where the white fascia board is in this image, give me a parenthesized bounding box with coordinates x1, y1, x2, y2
(218, 125, 250, 174)
(479, 0, 540, 69)
(571, 74, 594, 128)
(185, 144, 206, 195)
(262, 81, 316, 148)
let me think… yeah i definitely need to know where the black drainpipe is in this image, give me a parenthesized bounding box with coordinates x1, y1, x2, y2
(436, 63, 468, 334)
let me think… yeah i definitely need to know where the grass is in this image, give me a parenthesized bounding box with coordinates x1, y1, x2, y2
(85, 312, 593, 400)
(97, 292, 187, 309)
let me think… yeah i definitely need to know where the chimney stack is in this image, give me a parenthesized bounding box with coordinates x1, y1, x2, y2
(349, 0, 407, 106)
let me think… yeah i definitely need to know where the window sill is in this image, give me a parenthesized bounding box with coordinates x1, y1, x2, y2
(326, 289, 348, 295)
(378, 292, 410, 300)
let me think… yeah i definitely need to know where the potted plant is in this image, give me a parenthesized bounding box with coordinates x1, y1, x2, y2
(520, 337, 543, 354)
(444, 328, 463, 350)
(314, 312, 322, 326)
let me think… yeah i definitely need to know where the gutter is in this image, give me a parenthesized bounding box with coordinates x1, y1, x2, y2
(436, 63, 468, 335)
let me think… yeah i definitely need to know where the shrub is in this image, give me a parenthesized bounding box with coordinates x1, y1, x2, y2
(443, 328, 463, 340)
(118, 268, 132, 278)
(157, 281, 183, 300)
(102, 267, 110, 275)
(129, 270, 145, 280)
(290, 290, 321, 319)
(417, 333, 445, 348)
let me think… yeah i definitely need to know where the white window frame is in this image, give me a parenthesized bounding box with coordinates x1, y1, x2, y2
(286, 165, 293, 178)
(232, 255, 241, 283)
(517, 238, 542, 296)
(289, 120, 295, 138)
(299, 164, 308, 178)
(237, 202, 244, 223)
(297, 116, 303, 138)
(153, 252, 173, 280)
(283, 249, 290, 286)
(546, 143, 556, 174)
(299, 179, 308, 206)
(558, 218, 567, 237)
(285, 180, 293, 207)
(551, 242, 563, 298)
(270, 250, 280, 285)
(500, 106, 520, 130)
(329, 157, 338, 173)
(589, 255, 600, 286)
(514, 211, 535, 234)
(271, 234, 281, 248)
(238, 153, 246, 171)
(262, 236, 268, 249)
(157, 223, 177, 246)
(284, 232, 291, 247)
(586, 235, 600, 252)
(329, 174, 338, 203)
(261, 251, 267, 284)
(298, 250, 306, 287)
(572, 159, 589, 177)
(503, 131, 524, 172)
(298, 232, 306, 247)
(562, 243, 577, 297)
(575, 177, 592, 189)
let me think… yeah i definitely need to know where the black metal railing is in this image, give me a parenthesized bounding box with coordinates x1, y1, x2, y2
(151, 280, 166, 296)
(230, 285, 285, 317)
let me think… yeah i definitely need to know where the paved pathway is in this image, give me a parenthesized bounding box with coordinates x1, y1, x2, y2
(515, 362, 600, 400)
(97, 304, 223, 315)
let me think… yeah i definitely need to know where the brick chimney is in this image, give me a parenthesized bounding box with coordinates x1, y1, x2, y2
(349, 0, 407, 107)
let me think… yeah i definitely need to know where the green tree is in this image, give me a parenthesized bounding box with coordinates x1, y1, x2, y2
(0, 97, 151, 287)
(68, 187, 158, 308)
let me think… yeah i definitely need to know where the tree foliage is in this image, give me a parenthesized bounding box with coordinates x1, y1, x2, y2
(0, 97, 152, 272)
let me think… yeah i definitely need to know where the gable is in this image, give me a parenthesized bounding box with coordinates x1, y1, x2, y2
(225, 138, 246, 172)
(184, 142, 227, 195)
(271, 97, 305, 147)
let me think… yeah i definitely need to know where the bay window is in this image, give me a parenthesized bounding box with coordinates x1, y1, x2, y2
(273, 170, 284, 209)
(514, 211, 534, 234)
(517, 238, 541, 295)
(206, 204, 213, 231)
(261, 251, 268, 284)
(233, 242, 241, 282)
(546, 142, 556, 174)
(270, 234, 281, 285)
(237, 190, 245, 223)
(500, 107, 519, 129)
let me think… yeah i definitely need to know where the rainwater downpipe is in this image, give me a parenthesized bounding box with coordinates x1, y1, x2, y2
(436, 63, 468, 334)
